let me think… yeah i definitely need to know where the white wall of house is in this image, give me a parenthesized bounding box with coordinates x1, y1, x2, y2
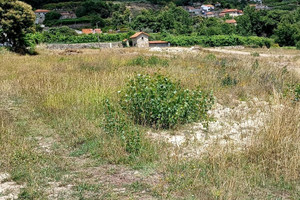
(201, 5, 214, 11)
(35, 13, 47, 24)
(229, 12, 239, 17)
(132, 34, 149, 48)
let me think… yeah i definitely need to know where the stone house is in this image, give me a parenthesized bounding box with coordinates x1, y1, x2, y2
(129, 32, 170, 48)
(34, 9, 50, 24)
(59, 11, 76, 20)
(130, 32, 150, 48)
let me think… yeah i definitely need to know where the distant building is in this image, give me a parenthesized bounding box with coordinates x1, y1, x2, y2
(82, 29, 93, 34)
(94, 29, 102, 34)
(254, 4, 270, 10)
(225, 19, 237, 25)
(149, 41, 170, 48)
(59, 11, 76, 20)
(184, 6, 201, 15)
(219, 9, 243, 17)
(130, 32, 150, 48)
(34, 9, 50, 24)
(81, 29, 102, 34)
(206, 12, 215, 18)
(201, 4, 215, 12)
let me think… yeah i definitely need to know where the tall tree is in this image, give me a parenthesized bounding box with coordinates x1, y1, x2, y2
(0, 0, 36, 54)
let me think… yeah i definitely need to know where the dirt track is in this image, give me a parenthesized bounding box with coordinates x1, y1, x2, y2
(205, 48, 297, 58)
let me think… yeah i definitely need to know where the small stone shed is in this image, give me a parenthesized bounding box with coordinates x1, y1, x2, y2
(149, 41, 170, 48)
(130, 32, 150, 48)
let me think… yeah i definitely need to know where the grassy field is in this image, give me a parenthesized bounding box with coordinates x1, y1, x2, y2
(0, 47, 299, 199)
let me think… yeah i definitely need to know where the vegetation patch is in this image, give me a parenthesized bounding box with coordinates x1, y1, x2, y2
(102, 99, 142, 155)
(120, 74, 214, 129)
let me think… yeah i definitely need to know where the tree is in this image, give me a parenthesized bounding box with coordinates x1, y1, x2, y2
(274, 23, 299, 46)
(157, 3, 192, 34)
(0, 0, 35, 54)
(45, 11, 61, 21)
(44, 11, 61, 26)
(236, 6, 265, 36)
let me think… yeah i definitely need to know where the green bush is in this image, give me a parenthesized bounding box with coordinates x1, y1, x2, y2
(296, 41, 300, 50)
(102, 99, 141, 154)
(120, 74, 214, 129)
(222, 74, 238, 86)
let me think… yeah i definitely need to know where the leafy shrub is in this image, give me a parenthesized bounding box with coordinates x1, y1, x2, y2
(129, 56, 169, 67)
(272, 43, 280, 48)
(222, 74, 238, 86)
(48, 26, 77, 36)
(120, 74, 214, 129)
(296, 41, 300, 50)
(44, 11, 61, 26)
(294, 84, 300, 101)
(102, 99, 141, 154)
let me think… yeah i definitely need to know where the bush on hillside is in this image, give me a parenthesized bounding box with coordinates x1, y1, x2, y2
(294, 84, 300, 101)
(296, 41, 300, 50)
(120, 74, 214, 129)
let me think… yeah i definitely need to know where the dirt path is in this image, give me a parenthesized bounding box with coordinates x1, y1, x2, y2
(0, 93, 160, 199)
(204, 48, 297, 58)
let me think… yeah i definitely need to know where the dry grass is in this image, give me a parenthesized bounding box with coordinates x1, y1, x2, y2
(0, 47, 299, 199)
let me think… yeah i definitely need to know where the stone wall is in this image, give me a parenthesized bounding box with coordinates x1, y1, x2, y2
(46, 42, 123, 50)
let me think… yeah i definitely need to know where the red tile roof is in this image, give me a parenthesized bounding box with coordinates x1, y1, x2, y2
(203, 4, 214, 7)
(221, 9, 238, 13)
(130, 32, 150, 39)
(206, 12, 214, 15)
(149, 41, 168, 44)
(35, 9, 50, 13)
(225, 19, 237, 24)
(82, 29, 93, 34)
(94, 29, 102, 34)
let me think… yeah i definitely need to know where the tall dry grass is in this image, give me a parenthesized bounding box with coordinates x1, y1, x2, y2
(0, 48, 299, 199)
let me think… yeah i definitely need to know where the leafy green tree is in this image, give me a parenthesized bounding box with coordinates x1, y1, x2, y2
(274, 23, 299, 46)
(0, 0, 35, 54)
(75, 0, 111, 18)
(157, 3, 192, 34)
(260, 10, 289, 37)
(131, 9, 159, 32)
(237, 6, 264, 36)
(195, 18, 235, 36)
(44, 11, 61, 26)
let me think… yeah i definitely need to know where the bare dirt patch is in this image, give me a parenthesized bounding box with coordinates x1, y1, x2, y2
(0, 173, 24, 200)
(148, 98, 274, 157)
